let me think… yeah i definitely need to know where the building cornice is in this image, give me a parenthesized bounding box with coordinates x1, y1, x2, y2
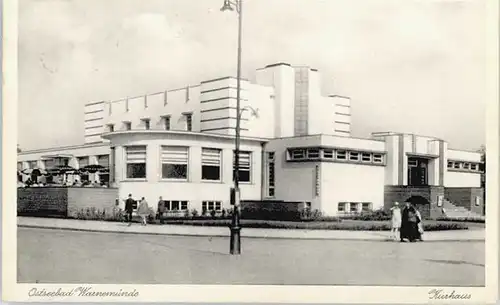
(101, 130, 269, 143)
(18, 142, 109, 155)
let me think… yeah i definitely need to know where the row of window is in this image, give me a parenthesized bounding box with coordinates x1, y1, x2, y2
(337, 202, 373, 213)
(288, 148, 385, 164)
(125, 146, 252, 182)
(106, 114, 192, 133)
(447, 160, 481, 172)
(19, 155, 109, 171)
(156, 201, 222, 212)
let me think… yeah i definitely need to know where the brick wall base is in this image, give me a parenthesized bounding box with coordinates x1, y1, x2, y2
(384, 186, 445, 219)
(444, 187, 484, 216)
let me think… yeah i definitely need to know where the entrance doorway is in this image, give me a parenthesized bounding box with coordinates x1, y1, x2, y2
(408, 157, 428, 186)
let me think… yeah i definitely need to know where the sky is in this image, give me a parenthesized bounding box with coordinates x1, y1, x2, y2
(18, 0, 487, 151)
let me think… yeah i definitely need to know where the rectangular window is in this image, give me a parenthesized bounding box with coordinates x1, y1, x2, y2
(307, 148, 320, 159)
(349, 151, 360, 161)
(201, 148, 221, 181)
(77, 157, 89, 168)
(362, 202, 372, 212)
(233, 151, 251, 182)
(361, 153, 372, 162)
(454, 162, 461, 169)
(142, 119, 150, 130)
(408, 159, 418, 167)
(97, 155, 109, 167)
(463, 163, 471, 170)
(124, 122, 131, 130)
(163, 116, 171, 130)
(107, 124, 114, 132)
(472, 164, 479, 171)
(161, 146, 189, 180)
(338, 202, 346, 212)
(350, 202, 359, 213)
(267, 152, 275, 197)
(323, 149, 334, 159)
(336, 150, 347, 160)
(28, 161, 37, 169)
(166, 200, 189, 211)
(290, 149, 305, 160)
(184, 113, 193, 131)
(202, 201, 222, 211)
(373, 154, 383, 163)
(447, 161, 453, 168)
(126, 146, 147, 179)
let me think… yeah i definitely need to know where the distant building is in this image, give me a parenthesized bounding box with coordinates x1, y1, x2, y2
(18, 63, 484, 217)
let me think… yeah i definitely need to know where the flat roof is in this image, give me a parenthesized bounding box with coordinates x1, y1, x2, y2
(101, 130, 270, 143)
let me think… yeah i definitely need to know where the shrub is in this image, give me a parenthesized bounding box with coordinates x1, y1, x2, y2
(202, 207, 207, 217)
(210, 209, 216, 219)
(191, 209, 199, 218)
(436, 217, 485, 223)
(221, 208, 226, 218)
(184, 209, 191, 218)
(349, 209, 391, 221)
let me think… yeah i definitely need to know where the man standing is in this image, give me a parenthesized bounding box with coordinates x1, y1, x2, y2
(125, 194, 135, 226)
(157, 196, 166, 224)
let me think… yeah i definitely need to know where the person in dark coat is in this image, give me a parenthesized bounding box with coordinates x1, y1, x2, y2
(125, 194, 135, 226)
(400, 201, 421, 242)
(157, 196, 166, 224)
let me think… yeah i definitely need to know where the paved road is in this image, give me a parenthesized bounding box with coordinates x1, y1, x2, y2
(17, 228, 485, 286)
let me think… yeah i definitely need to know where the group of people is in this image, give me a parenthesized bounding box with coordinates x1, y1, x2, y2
(124, 195, 168, 226)
(390, 201, 424, 242)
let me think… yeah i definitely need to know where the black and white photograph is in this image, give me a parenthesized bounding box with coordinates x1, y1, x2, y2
(2, 0, 498, 303)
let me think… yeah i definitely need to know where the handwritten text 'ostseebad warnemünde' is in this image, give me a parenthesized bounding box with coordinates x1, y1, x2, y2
(29, 287, 139, 298)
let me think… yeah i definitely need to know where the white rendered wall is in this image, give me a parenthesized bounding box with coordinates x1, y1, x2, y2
(255, 64, 296, 138)
(321, 162, 385, 215)
(444, 171, 481, 187)
(106, 132, 263, 212)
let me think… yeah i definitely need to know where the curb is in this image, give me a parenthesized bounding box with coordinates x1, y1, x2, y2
(18, 225, 485, 242)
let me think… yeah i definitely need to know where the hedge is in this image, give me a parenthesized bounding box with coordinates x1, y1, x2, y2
(161, 219, 468, 231)
(436, 217, 485, 223)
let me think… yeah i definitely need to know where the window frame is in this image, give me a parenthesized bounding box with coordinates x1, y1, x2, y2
(373, 154, 384, 164)
(233, 151, 252, 183)
(266, 152, 276, 198)
(184, 113, 193, 131)
(162, 115, 171, 131)
(323, 149, 334, 159)
(307, 148, 320, 159)
(335, 150, 347, 160)
(348, 151, 360, 161)
(201, 148, 222, 182)
(125, 145, 147, 180)
(142, 118, 151, 130)
(160, 146, 189, 181)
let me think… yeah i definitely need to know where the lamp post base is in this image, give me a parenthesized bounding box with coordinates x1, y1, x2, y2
(229, 226, 241, 255)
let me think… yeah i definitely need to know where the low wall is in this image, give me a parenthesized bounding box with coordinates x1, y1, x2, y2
(384, 186, 445, 219)
(17, 187, 119, 219)
(444, 187, 484, 216)
(67, 187, 119, 219)
(18, 188, 68, 217)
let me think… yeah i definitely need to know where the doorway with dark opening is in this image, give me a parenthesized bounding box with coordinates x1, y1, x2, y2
(408, 157, 428, 186)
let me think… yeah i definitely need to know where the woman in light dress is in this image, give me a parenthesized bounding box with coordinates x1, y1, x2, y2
(390, 202, 402, 240)
(137, 197, 150, 226)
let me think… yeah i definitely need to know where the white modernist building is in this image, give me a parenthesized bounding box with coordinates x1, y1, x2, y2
(18, 63, 484, 217)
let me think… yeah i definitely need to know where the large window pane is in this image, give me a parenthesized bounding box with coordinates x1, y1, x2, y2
(161, 146, 188, 179)
(202, 148, 221, 181)
(126, 146, 146, 179)
(162, 164, 187, 179)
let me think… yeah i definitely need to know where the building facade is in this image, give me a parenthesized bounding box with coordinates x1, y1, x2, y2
(18, 63, 484, 217)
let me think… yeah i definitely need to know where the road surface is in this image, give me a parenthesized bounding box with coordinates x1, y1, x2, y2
(17, 227, 484, 286)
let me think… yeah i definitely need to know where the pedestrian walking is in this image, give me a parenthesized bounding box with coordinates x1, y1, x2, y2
(157, 196, 166, 224)
(400, 202, 420, 242)
(125, 194, 135, 226)
(137, 197, 150, 226)
(416, 209, 424, 241)
(390, 202, 402, 240)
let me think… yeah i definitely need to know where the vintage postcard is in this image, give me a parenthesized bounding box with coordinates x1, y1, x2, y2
(2, 0, 499, 303)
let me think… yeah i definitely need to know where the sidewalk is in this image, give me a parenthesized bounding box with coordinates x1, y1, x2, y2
(17, 216, 485, 241)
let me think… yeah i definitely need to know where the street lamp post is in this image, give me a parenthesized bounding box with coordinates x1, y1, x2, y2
(221, 0, 243, 255)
